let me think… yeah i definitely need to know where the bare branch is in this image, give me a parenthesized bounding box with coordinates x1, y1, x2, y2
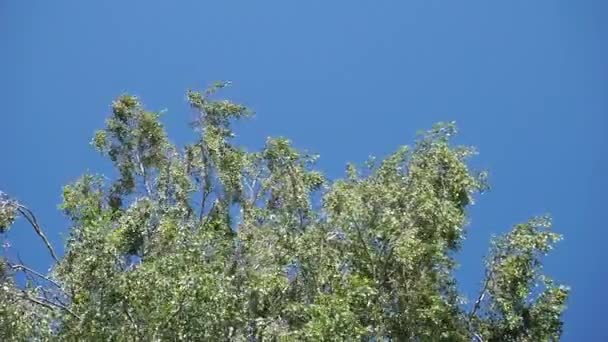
(353, 220, 375, 278)
(135, 151, 152, 197)
(122, 300, 141, 337)
(470, 254, 501, 319)
(468, 256, 500, 342)
(199, 143, 209, 223)
(9, 263, 64, 290)
(199, 186, 211, 223)
(16, 205, 59, 263)
(18, 290, 80, 319)
(473, 332, 485, 342)
(204, 199, 220, 225)
(469, 275, 490, 318)
(249, 168, 266, 206)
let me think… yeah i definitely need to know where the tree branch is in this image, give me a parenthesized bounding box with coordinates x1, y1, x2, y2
(470, 255, 501, 319)
(353, 220, 375, 277)
(469, 275, 490, 318)
(468, 257, 500, 342)
(473, 332, 485, 342)
(134, 149, 152, 197)
(16, 205, 59, 263)
(198, 143, 210, 223)
(18, 290, 80, 319)
(9, 263, 64, 290)
(199, 186, 210, 223)
(122, 300, 142, 337)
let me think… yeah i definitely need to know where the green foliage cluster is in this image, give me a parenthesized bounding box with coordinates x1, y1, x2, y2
(0, 85, 568, 341)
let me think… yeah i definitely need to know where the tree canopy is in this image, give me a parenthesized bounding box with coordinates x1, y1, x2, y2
(0, 84, 568, 341)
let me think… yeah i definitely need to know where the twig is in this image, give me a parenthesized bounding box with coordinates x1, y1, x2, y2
(470, 255, 501, 318)
(199, 143, 209, 223)
(200, 186, 210, 223)
(204, 199, 220, 225)
(16, 205, 59, 263)
(473, 332, 485, 342)
(18, 291, 80, 319)
(469, 275, 490, 318)
(469, 257, 500, 342)
(123, 300, 141, 337)
(9, 263, 64, 290)
(250, 168, 266, 206)
(136, 152, 153, 197)
(353, 220, 375, 277)
(15, 254, 38, 288)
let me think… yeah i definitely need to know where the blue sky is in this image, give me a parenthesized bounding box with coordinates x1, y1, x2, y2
(1, 1, 606, 340)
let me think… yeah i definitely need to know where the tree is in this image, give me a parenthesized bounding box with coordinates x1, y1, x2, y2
(0, 84, 568, 341)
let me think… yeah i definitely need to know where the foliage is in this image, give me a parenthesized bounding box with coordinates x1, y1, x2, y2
(0, 85, 568, 341)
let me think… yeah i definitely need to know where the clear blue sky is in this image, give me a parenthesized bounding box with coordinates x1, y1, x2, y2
(1, 1, 606, 340)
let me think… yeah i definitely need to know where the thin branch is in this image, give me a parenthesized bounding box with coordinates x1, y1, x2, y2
(469, 258, 499, 342)
(244, 178, 254, 199)
(473, 332, 485, 342)
(199, 143, 209, 223)
(199, 186, 211, 223)
(9, 263, 64, 290)
(245, 177, 260, 206)
(13, 255, 70, 307)
(249, 167, 266, 206)
(16, 205, 59, 263)
(37, 285, 53, 302)
(135, 150, 152, 197)
(470, 255, 501, 318)
(287, 164, 307, 231)
(122, 300, 141, 337)
(18, 291, 80, 319)
(204, 199, 220, 225)
(13, 255, 55, 305)
(165, 288, 188, 325)
(19, 293, 56, 311)
(353, 220, 375, 277)
(380, 240, 395, 285)
(469, 275, 490, 318)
